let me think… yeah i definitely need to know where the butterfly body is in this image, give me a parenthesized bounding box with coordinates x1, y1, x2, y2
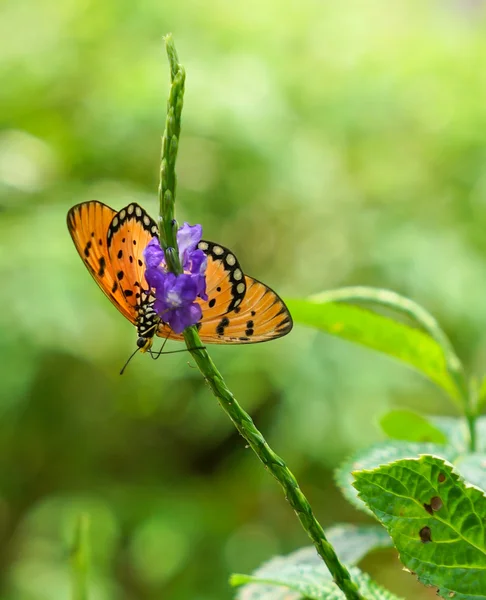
(134, 294, 160, 351)
(67, 201, 293, 349)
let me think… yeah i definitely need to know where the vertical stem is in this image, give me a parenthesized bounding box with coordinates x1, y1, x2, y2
(466, 381, 477, 452)
(467, 412, 476, 452)
(183, 329, 365, 600)
(158, 33, 184, 274)
(70, 514, 89, 600)
(157, 35, 366, 600)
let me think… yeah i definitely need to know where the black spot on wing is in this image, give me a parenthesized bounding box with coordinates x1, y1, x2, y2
(98, 257, 106, 277)
(216, 316, 230, 336)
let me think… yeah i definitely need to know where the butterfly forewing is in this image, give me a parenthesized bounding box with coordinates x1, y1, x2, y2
(106, 203, 159, 310)
(67, 201, 137, 323)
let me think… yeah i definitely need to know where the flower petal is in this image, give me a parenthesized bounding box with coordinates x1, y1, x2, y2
(168, 302, 202, 333)
(188, 249, 207, 274)
(177, 222, 202, 264)
(145, 266, 166, 290)
(171, 274, 198, 305)
(143, 237, 165, 269)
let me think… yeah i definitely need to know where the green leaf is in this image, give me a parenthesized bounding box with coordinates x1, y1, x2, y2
(233, 560, 400, 600)
(335, 442, 458, 514)
(430, 416, 470, 454)
(232, 567, 401, 600)
(325, 524, 393, 565)
(380, 409, 447, 444)
(287, 287, 466, 405)
(232, 524, 394, 599)
(455, 453, 486, 491)
(428, 415, 486, 455)
(353, 454, 486, 599)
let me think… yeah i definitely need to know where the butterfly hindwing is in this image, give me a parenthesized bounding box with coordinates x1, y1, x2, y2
(67, 201, 137, 323)
(156, 241, 293, 344)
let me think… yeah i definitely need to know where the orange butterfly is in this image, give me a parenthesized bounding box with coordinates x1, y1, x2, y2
(67, 201, 293, 352)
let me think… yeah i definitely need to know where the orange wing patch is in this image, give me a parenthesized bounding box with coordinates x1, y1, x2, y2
(67, 201, 137, 323)
(106, 203, 158, 311)
(156, 241, 293, 344)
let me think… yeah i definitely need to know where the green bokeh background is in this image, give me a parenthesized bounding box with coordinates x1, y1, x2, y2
(1, 1, 484, 598)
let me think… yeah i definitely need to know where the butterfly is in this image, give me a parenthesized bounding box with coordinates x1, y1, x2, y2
(67, 201, 293, 352)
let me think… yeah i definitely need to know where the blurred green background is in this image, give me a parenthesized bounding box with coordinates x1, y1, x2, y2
(1, 0, 485, 598)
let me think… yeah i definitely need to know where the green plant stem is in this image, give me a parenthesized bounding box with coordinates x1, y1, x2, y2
(466, 380, 477, 452)
(158, 35, 365, 600)
(158, 33, 185, 274)
(467, 412, 477, 452)
(70, 514, 89, 600)
(183, 329, 364, 600)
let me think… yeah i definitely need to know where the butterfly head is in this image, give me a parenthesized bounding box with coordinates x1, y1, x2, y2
(136, 335, 154, 353)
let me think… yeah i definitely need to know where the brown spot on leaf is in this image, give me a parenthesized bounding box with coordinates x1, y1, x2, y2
(438, 473, 446, 483)
(423, 503, 433, 515)
(431, 496, 443, 512)
(419, 526, 432, 543)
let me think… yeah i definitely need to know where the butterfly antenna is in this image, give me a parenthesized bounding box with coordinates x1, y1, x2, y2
(120, 346, 141, 375)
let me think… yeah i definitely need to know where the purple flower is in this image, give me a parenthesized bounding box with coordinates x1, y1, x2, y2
(177, 222, 202, 264)
(153, 272, 203, 334)
(143, 237, 165, 269)
(142, 222, 208, 333)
